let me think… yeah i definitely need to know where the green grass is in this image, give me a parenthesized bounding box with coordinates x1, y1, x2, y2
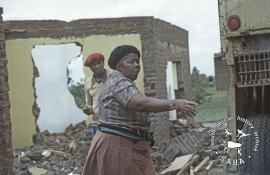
(195, 88, 228, 123)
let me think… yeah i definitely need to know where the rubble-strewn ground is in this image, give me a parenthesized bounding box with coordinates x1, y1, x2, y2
(13, 121, 91, 175)
(13, 120, 227, 175)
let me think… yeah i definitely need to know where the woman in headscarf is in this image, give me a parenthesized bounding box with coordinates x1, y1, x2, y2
(83, 45, 197, 175)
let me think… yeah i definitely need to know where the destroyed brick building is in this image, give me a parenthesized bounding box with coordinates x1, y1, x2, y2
(1, 12, 228, 175)
(3, 16, 192, 149)
(214, 53, 229, 90)
(0, 7, 13, 174)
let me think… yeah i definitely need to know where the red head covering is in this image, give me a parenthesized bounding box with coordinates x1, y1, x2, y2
(84, 53, 105, 66)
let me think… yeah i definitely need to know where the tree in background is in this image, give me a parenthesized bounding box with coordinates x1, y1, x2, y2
(68, 79, 85, 109)
(208, 75, 215, 87)
(191, 67, 207, 104)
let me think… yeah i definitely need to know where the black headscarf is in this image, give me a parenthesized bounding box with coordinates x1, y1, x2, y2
(108, 45, 140, 69)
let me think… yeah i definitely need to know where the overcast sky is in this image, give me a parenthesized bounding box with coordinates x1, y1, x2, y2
(1, 0, 221, 76)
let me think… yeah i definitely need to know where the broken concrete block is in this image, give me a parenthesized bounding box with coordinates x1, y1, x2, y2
(28, 166, 47, 175)
(160, 154, 194, 175)
(26, 151, 42, 161)
(41, 150, 51, 158)
(19, 156, 31, 163)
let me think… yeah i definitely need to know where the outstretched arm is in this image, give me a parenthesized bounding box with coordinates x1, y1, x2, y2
(127, 94, 197, 117)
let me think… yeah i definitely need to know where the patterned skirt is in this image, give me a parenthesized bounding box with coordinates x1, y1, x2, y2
(82, 130, 156, 175)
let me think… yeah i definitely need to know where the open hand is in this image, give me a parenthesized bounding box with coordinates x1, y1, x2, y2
(173, 99, 198, 117)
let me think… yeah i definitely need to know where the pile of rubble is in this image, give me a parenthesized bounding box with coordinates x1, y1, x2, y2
(13, 120, 228, 175)
(13, 121, 92, 175)
(151, 121, 228, 175)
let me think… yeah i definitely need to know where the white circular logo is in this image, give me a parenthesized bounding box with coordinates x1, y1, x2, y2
(209, 116, 260, 166)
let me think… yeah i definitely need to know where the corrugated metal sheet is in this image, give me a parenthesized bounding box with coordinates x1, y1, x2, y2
(164, 128, 209, 162)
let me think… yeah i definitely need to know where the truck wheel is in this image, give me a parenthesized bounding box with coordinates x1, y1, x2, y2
(238, 114, 270, 175)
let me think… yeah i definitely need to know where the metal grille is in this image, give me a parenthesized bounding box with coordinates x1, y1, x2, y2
(235, 51, 270, 87)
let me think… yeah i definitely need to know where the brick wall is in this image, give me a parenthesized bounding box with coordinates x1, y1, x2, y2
(4, 17, 192, 145)
(149, 19, 192, 141)
(0, 7, 13, 174)
(214, 53, 228, 90)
